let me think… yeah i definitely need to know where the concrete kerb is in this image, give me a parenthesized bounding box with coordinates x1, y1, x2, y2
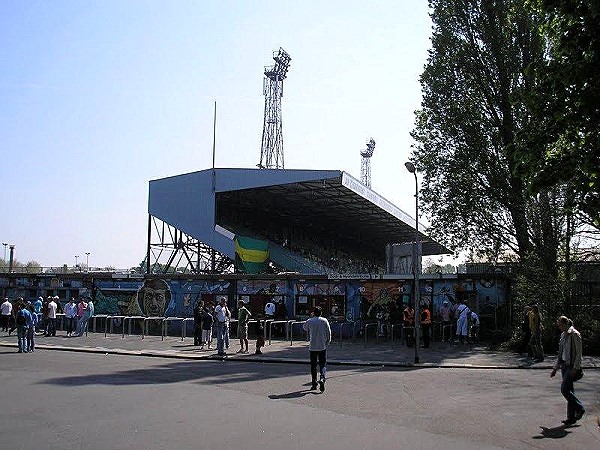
(3, 341, 598, 370)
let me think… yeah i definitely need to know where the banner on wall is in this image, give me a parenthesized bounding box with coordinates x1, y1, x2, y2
(294, 282, 346, 296)
(234, 236, 269, 274)
(237, 280, 285, 295)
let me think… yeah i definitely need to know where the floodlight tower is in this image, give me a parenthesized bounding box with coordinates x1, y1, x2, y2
(360, 138, 376, 188)
(259, 47, 291, 169)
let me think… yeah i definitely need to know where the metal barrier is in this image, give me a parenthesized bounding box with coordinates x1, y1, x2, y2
(92, 314, 109, 333)
(123, 316, 145, 338)
(401, 325, 414, 347)
(104, 315, 113, 337)
(161, 317, 183, 341)
(181, 318, 194, 340)
(55, 313, 65, 331)
(108, 315, 125, 335)
(289, 320, 306, 346)
(268, 320, 289, 345)
(337, 321, 355, 347)
(442, 323, 454, 343)
(390, 323, 402, 349)
(143, 316, 164, 339)
(363, 323, 377, 348)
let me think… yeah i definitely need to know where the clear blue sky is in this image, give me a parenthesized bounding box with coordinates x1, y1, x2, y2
(1, 0, 433, 269)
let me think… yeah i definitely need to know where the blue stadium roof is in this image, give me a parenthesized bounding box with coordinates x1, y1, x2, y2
(148, 168, 450, 268)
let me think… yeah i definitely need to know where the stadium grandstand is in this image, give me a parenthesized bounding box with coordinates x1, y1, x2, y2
(146, 168, 450, 275)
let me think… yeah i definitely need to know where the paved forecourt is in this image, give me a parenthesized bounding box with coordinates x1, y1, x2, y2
(1, 347, 599, 450)
(1, 329, 599, 369)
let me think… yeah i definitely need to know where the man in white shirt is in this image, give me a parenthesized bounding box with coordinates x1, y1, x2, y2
(64, 298, 78, 337)
(1, 298, 12, 332)
(47, 297, 58, 337)
(303, 306, 331, 392)
(214, 298, 230, 356)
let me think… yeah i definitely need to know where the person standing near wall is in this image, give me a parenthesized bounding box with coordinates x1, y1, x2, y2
(64, 298, 77, 337)
(455, 299, 470, 344)
(193, 301, 204, 346)
(214, 297, 229, 356)
(420, 303, 431, 348)
(46, 296, 57, 337)
(1, 297, 12, 332)
(15, 302, 31, 353)
(75, 298, 93, 337)
(236, 300, 251, 354)
(303, 306, 331, 392)
(550, 316, 584, 426)
(200, 306, 214, 350)
(26, 304, 38, 352)
(529, 304, 544, 362)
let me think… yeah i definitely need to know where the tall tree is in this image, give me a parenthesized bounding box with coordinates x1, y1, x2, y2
(521, 0, 600, 227)
(411, 0, 565, 277)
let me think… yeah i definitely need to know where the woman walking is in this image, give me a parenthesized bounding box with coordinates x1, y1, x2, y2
(550, 316, 584, 426)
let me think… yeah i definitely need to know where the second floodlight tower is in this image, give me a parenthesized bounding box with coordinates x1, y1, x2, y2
(360, 138, 376, 188)
(259, 47, 291, 169)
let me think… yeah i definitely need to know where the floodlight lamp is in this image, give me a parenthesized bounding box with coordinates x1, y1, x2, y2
(404, 161, 416, 173)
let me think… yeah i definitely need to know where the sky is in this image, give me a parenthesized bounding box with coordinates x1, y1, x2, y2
(0, 0, 435, 269)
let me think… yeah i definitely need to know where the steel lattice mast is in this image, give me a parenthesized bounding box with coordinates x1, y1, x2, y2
(259, 47, 291, 169)
(360, 138, 376, 188)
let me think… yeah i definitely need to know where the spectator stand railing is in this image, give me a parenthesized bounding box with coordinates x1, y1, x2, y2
(143, 316, 164, 339)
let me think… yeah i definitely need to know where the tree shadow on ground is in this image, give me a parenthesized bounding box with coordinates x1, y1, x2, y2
(36, 358, 387, 388)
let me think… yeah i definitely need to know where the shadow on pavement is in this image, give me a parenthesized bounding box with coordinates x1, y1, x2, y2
(532, 424, 574, 440)
(268, 389, 319, 399)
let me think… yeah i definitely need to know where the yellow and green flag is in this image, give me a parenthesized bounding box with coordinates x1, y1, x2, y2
(234, 236, 269, 274)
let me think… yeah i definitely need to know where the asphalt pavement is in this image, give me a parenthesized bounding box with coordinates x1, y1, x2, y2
(1, 326, 599, 370)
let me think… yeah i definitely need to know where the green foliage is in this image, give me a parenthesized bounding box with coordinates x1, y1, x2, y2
(412, 0, 567, 279)
(522, 0, 600, 227)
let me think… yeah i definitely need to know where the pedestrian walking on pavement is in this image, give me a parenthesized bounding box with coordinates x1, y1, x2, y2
(550, 315, 585, 426)
(303, 306, 331, 392)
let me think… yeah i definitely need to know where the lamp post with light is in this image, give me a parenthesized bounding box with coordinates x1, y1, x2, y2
(75, 255, 79, 270)
(85, 252, 90, 271)
(405, 161, 420, 364)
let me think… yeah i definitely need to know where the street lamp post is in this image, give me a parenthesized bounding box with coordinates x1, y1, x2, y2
(75, 255, 79, 269)
(405, 161, 420, 364)
(85, 252, 90, 271)
(2, 243, 7, 262)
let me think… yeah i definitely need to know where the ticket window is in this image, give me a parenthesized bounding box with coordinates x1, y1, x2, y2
(295, 295, 311, 318)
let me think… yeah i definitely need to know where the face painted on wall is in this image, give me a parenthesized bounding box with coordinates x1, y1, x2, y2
(137, 279, 170, 317)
